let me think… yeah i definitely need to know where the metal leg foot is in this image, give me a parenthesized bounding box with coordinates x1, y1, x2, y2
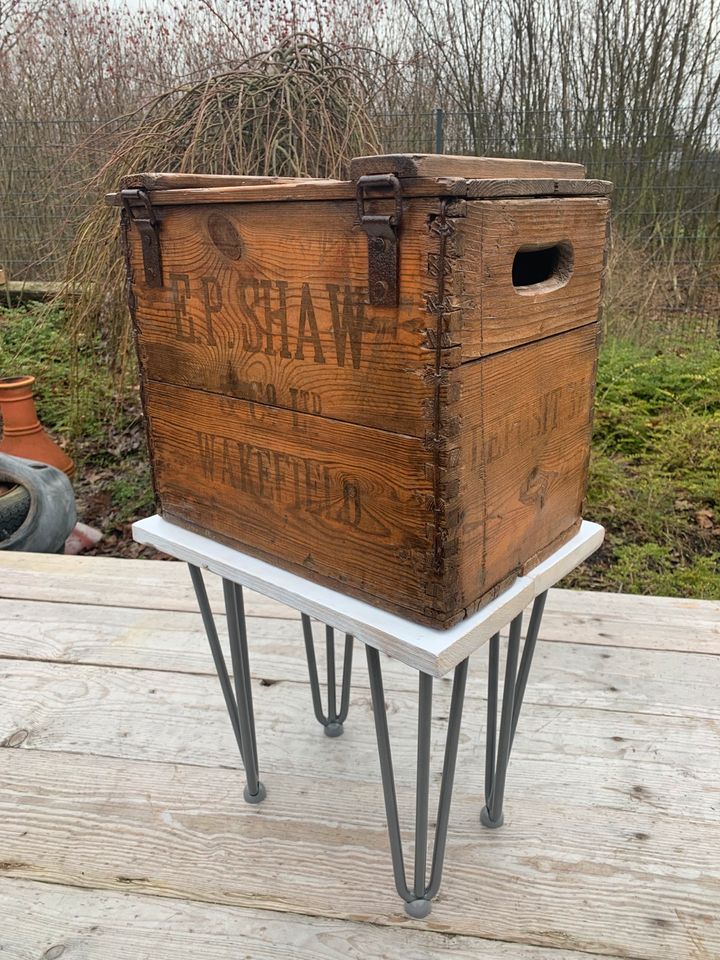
(366, 645, 469, 918)
(479, 804, 504, 829)
(301, 615, 353, 736)
(405, 898, 433, 919)
(244, 782, 267, 804)
(482, 591, 547, 828)
(189, 565, 266, 804)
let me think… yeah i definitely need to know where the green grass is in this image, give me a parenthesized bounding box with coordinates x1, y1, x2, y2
(0, 301, 115, 439)
(0, 302, 153, 543)
(1, 302, 718, 593)
(565, 336, 720, 597)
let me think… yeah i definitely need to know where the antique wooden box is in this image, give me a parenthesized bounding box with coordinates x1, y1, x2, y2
(113, 153, 611, 627)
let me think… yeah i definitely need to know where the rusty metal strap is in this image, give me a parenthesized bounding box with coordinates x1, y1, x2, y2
(356, 174, 402, 307)
(121, 188, 163, 288)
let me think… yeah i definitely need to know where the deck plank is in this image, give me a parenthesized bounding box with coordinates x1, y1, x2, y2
(2, 551, 719, 958)
(1, 598, 719, 716)
(0, 551, 278, 615)
(2, 657, 718, 822)
(1, 550, 719, 654)
(1, 748, 718, 959)
(0, 877, 611, 960)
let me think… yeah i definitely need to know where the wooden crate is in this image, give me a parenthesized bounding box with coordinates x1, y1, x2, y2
(111, 153, 611, 627)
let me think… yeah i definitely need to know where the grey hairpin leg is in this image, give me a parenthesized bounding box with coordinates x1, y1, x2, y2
(366, 644, 469, 919)
(188, 564, 266, 804)
(481, 590, 548, 828)
(301, 614, 353, 737)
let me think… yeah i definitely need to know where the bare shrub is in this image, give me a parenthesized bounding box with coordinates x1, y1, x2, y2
(1, 0, 719, 342)
(62, 34, 381, 364)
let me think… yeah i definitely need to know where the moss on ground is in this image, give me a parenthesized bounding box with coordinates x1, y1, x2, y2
(1, 303, 718, 593)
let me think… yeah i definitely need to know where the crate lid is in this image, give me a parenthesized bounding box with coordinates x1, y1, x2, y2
(107, 153, 612, 207)
(349, 152, 586, 180)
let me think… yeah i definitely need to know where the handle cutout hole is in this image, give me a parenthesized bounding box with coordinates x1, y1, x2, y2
(512, 241, 573, 293)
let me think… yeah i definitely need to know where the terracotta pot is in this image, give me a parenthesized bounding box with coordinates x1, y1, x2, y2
(0, 375, 75, 478)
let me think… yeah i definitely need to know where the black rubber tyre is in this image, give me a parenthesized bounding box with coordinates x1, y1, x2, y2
(0, 483, 32, 541)
(0, 453, 76, 552)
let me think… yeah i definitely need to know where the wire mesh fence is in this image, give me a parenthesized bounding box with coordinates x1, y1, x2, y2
(0, 118, 120, 285)
(374, 109, 720, 341)
(1, 111, 718, 341)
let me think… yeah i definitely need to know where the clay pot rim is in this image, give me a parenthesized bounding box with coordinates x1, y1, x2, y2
(0, 375, 35, 388)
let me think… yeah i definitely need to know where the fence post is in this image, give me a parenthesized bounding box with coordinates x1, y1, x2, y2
(434, 108, 444, 154)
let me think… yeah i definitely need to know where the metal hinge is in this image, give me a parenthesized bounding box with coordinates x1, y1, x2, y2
(121, 188, 163, 288)
(356, 174, 402, 307)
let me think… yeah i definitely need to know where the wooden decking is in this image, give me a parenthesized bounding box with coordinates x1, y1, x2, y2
(1, 551, 719, 959)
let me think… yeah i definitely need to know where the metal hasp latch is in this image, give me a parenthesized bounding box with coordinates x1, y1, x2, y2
(356, 174, 402, 307)
(120, 188, 163, 288)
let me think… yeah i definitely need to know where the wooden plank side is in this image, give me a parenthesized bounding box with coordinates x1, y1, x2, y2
(0, 878, 600, 960)
(465, 178, 612, 199)
(113, 179, 421, 206)
(460, 198, 609, 358)
(128, 198, 436, 437)
(2, 748, 718, 956)
(144, 380, 441, 621)
(114, 179, 358, 205)
(3, 598, 720, 719)
(456, 325, 597, 608)
(121, 172, 308, 190)
(0, 552, 242, 612)
(350, 153, 586, 180)
(109, 177, 612, 207)
(548, 588, 720, 625)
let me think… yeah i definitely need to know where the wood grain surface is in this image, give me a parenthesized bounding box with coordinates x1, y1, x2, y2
(4, 656, 720, 805)
(127, 198, 436, 436)
(123, 175, 609, 627)
(143, 379, 443, 622)
(120, 172, 309, 190)
(109, 176, 611, 206)
(137, 326, 598, 626)
(455, 324, 599, 609)
(4, 595, 719, 719)
(2, 726, 718, 954)
(464, 177, 612, 199)
(350, 152, 586, 179)
(3, 878, 596, 960)
(459, 198, 610, 358)
(2, 560, 719, 958)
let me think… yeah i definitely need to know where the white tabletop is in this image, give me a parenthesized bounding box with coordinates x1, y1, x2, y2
(133, 516, 604, 677)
